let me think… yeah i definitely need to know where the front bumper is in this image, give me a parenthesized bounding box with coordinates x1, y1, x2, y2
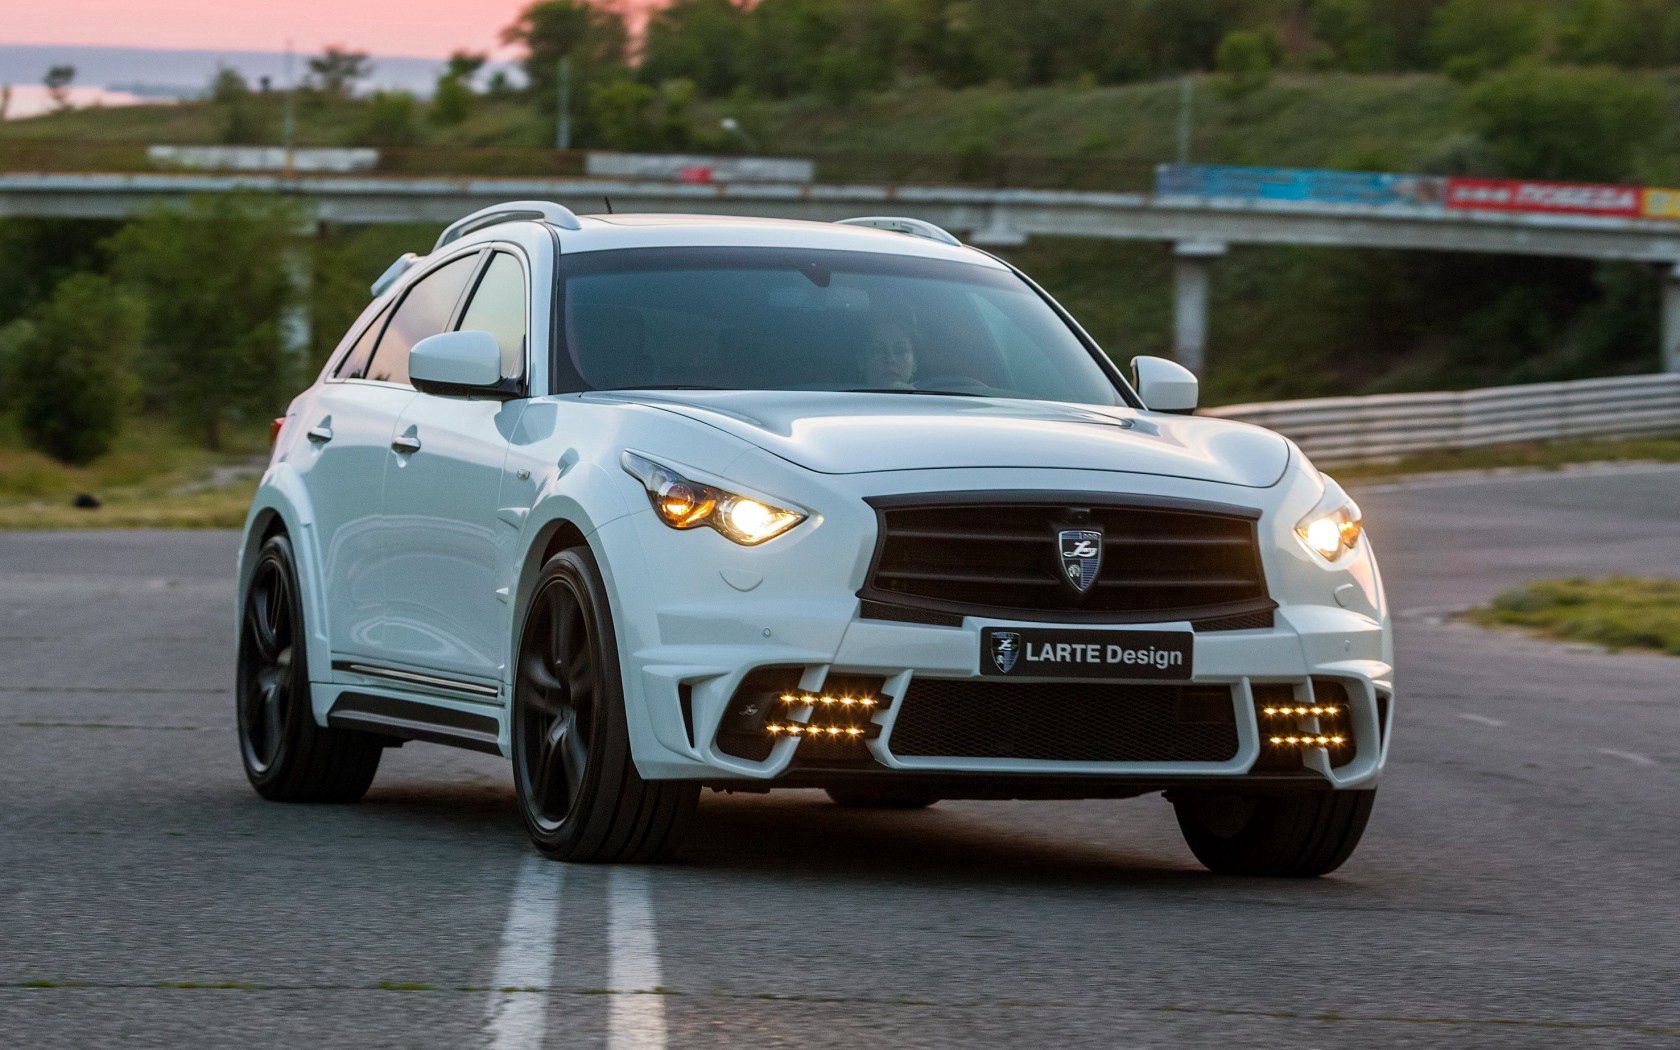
(592, 462, 1393, 792)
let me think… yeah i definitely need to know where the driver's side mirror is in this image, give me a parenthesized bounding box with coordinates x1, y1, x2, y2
(1131, 356, 1198, 414)
(410, 330, 516, 399)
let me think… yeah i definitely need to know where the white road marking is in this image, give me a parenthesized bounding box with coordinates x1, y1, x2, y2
(607, 867, 668, 1050)
(486, 856, 566, 1050)
(1597, 748, 1660, 768)
(1457, 713, 1506, 728)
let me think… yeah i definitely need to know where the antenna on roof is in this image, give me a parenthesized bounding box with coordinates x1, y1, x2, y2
(603, 196, 614, 215)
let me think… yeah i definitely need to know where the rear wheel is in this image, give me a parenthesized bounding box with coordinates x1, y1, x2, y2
(825, 784, 939, 809)
(237, 533, 382, 802)
(512, 547, 697, 862)
(1172, 788, 1374, 878)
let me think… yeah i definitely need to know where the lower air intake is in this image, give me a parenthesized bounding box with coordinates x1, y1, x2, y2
(887, 679, 1239, 762)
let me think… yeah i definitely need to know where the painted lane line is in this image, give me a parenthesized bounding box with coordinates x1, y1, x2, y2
(486, 856, 565, 1050)
(1457, 713, 1507, 728)
(607, 867, 668, 1050)
(1597, 748, 1660, 768)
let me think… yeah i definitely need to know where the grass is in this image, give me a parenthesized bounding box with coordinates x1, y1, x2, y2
(1468, 578, 1680, 656)
(1332, 436, 1680, 481)
(0, 416, 264, 530)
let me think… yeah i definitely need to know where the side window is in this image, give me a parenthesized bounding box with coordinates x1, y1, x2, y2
(333, 303, 390, 379)
(364, 254, 478, 386)
(457, 251, 528, 379)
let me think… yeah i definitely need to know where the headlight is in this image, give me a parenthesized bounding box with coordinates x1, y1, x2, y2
(1294, 478, 1363, 562)
(621, 452, 806, 546)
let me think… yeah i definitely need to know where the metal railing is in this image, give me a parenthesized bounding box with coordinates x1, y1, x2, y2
(1208, 373, 1680, 465)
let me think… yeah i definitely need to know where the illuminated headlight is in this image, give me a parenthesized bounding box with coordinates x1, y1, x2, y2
(622, 452, 806, 546)
(1294, 479, 1363, 562)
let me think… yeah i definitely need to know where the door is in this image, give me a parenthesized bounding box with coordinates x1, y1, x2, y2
(376, 249, 531, 685)
(315, 250, 481, 670)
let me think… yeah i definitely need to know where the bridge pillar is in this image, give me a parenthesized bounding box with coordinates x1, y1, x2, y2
(1173, 240, 1226, 375)
(281, 225, 318, 364)
(1663, 264, 1680, 373)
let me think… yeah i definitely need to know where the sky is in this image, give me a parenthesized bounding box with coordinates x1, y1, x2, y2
(1, 0, 661, 59)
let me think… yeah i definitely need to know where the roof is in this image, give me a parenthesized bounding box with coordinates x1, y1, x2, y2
(545, 212, 1003, 267)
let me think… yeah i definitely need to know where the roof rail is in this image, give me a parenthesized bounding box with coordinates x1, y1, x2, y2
(837, 215, 963, 247)
(435, 200, 583, 251)
(370, 252, 419, 297)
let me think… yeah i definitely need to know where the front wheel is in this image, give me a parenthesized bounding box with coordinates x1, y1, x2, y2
(512, 547, 697, 863)
(1171, 788, 1375, 878)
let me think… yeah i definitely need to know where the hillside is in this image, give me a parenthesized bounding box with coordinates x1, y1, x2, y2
(4, 70, 1678, 402)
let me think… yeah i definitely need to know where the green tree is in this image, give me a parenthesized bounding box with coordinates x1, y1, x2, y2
(43, 64, 75, 110)
(357, 91, 422, 146)
(501, 0, 629, 106)
(588, 79, 659, 149)
(1429, 0, 1546, 79)
(106, 194, 299, 450)
(210, 66, 268, 144)
(11, 274, 143, 465)
(1462, 63, 1663, 181)
(1215, 29, 1276, 96)
(1560, 0, 1680, 68)
(641, 0, 751, 96)
(431, 50, 486, 125)
(307, 47, 372, 98)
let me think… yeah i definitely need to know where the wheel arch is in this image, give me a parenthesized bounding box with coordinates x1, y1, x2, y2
(239, 468, 333, 698)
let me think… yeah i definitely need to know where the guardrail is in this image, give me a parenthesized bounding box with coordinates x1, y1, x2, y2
(1208, 373, 1680, 465)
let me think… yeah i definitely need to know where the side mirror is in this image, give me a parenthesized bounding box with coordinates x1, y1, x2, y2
(409, 331, 513, 399)
(1131, 355, 1198, 414)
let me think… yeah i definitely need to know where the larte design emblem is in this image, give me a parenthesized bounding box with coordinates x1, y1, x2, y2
(990, 631, 1022, 673)
(1057, 528, 1103, 594)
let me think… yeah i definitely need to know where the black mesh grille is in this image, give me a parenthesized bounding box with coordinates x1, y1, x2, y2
(887, 679, 1239, 762)
(865, 498, 1269, 623)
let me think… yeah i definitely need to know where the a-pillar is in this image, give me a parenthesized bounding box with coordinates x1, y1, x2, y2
(1173, 240, 1227, 376)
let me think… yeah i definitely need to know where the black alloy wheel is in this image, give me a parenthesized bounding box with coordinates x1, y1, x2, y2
(515, 571, 598, 832)
(237, 533, 382, 802)
(512, 547, 697, 862)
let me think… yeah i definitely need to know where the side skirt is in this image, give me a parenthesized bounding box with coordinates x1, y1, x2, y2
(327, 691, 503, 756)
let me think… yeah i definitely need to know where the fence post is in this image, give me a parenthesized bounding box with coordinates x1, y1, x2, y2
(1663, 263, 1680, 374)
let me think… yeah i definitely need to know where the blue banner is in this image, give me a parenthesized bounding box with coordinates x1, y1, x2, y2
(1156, 164, 1445, 208)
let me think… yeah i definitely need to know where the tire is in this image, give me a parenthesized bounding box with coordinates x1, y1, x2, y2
(512, 546, 698, 863)
(825, 784, 939, 809)
(237, 533, 382, 803)
(1172, 788, 1375, 878)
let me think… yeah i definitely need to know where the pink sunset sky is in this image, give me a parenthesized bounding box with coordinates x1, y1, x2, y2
(4, 0, 664, 58)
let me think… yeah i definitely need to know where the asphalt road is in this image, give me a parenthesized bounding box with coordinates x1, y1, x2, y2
(2, 464, 1677, 1049)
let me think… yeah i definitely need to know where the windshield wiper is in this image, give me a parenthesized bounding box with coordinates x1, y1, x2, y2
(841, 387, 990, 398)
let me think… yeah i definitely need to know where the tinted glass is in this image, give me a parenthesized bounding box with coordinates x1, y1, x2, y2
(332, 303, 390, 379)
(555, 247, 1124, 406)
(457, 251, 528, 379)
(365, 254, 478, 386)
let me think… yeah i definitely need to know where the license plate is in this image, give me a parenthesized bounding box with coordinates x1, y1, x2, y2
(979, 627, 1194, 680)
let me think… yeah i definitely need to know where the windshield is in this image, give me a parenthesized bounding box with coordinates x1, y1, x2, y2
(553, 247, 1130, 406)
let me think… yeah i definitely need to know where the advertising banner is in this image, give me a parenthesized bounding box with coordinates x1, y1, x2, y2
(1156, 164, 1444, 207)
(1443, 177, 1641, 218)
(1642, 187, 1680, 221)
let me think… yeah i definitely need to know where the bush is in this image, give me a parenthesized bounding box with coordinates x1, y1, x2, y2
(106, 194, 299, 450)
(1215, 30, 1277, 97)
(356, 92, 423, 146)
(11, 275, 143, 465)
(1462, 64, 1663, 181)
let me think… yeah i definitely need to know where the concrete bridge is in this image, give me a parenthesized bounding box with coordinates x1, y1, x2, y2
(5, 170, 1680, 373)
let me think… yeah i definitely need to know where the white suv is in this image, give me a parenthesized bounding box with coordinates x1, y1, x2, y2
(237, 202, 1392, 875)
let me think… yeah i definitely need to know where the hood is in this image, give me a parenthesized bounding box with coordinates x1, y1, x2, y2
(591, 391, 1292, 488)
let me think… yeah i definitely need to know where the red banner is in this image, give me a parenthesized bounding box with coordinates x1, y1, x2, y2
(1444, 177, 1642, 218)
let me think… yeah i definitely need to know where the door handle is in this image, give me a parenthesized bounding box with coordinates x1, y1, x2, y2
(306, 425, 333, 444)
(391, 434, 422, 455)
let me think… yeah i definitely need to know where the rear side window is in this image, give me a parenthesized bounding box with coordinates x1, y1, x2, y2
(457, 251, 528, 379)
(365, 254, 478, 386)
(333, 303, 390, 379)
